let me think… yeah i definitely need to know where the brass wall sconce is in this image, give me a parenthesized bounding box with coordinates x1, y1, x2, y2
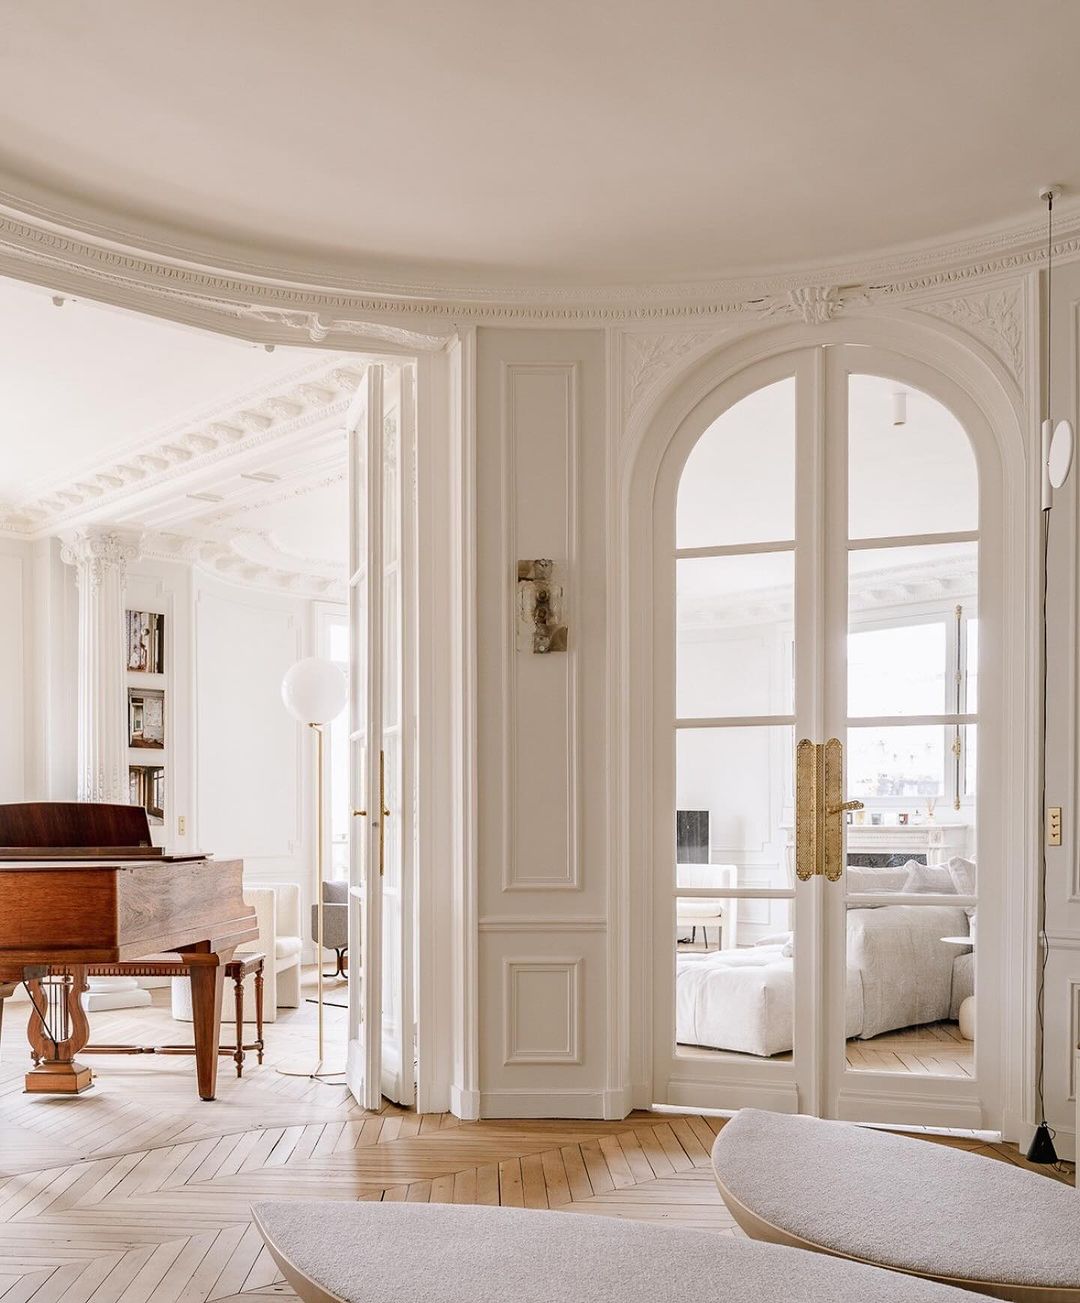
(517, 559, 567, 653)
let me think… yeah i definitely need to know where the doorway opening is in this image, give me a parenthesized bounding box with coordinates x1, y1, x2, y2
(650, 343, 1007, 1128)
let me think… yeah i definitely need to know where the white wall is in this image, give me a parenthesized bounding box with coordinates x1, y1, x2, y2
(474, 328, 613, 1117)
(193, 574, 314, 947)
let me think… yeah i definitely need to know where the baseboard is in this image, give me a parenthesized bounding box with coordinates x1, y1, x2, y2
(601, 1085, 634, 1120)
(665, 1076, 798, 1114)
(450, 1084, 481, 1120)
(478, 1088, 616, 1119)
(836, 1087, 983, 1130)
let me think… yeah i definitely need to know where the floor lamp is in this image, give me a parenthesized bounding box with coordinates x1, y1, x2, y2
(279, 656, 348, 1080)
(1028, 185, 1075, 1163)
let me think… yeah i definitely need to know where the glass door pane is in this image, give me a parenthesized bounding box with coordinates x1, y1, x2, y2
(379, 367, 416, 1106)
(346, 367, 372, 1108)
(832, 363, 979, 1101)
(657, 356, 807, 1113)
(674, 726, 796, 1064)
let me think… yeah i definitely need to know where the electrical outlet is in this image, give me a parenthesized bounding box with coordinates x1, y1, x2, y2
(177, 815, 186, 837)
(1047, 806, 1062, 847)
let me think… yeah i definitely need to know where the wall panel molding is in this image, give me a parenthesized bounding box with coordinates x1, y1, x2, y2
(500, 362, 583, 891)
(479, 916, 605, 933)
(502, 957, 582, 1065)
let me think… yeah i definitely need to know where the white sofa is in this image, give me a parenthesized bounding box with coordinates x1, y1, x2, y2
(171, 882, 302, 1024)
(676, 862, 738, 949)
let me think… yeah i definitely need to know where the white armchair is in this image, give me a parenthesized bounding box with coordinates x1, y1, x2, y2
(676, 863, 738, 950)
(171, 881, 302, 1024)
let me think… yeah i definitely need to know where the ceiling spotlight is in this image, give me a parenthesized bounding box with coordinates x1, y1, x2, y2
(264, 344, 276, 353)
(892, 391, 907, 427)
(51, 295, 65, 308)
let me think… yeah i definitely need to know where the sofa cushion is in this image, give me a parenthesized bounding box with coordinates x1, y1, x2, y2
(253, 1201, 978, 1303)
(712, 1109, 1080, 1290)
(275, 936, 302, 960)
(676, 901, 725, 920)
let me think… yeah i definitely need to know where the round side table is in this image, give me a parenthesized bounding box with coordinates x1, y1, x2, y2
(940, 935, 974, 1041)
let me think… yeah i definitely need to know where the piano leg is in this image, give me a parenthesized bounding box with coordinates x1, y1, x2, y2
(24, 966, 94, 1094)
(184, 946, 236, 1101)
(0, 979, 16, 1045)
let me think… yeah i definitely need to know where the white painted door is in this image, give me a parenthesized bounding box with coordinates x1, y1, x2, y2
(654, 344, 997, 1128)
(346, 361, 418, 1110)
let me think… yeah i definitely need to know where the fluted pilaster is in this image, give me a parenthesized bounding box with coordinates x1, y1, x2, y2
(61, 529, 142, 804)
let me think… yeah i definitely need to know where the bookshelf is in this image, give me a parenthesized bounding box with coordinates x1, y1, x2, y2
(126, 608, 167, 842)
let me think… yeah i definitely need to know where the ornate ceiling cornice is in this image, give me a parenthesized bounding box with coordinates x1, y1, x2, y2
(141, 466, 347, 602)
(0, 196, 1077, 332)
(679, 555, 978, 633)
(0, 355, 362, 538)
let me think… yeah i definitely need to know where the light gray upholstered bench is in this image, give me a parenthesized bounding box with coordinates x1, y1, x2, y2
(253, 1199, 985, 1303)
(711, 1109, 1080, 1303)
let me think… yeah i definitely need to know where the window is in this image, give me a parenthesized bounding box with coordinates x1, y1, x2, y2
(847, 604, 977, 808)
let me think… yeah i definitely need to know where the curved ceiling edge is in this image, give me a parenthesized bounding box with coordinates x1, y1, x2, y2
(0, 196, 1077, 335)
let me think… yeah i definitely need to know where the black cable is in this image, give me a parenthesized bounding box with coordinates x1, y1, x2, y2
(1034, 504, 1050, 1126)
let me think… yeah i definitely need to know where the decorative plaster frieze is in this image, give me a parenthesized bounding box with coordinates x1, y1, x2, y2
(139, 467, 348, 601)
(678, 555, 978, 632)
(912, 284, 1026, 385)
(1, 197, 1077, 329)
(0, 357, 362, 539)
(143, 528, 345, 602)
(758, 284, 863, 324)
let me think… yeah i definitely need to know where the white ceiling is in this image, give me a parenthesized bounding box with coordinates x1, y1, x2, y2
(0, 2, 1077, 288)
(0, 276, 316, 502)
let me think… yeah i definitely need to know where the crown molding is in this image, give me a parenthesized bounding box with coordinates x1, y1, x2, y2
(0, 196, 1077, 332)
(0, 355, 361, 539)
(679, 555, 978, 633)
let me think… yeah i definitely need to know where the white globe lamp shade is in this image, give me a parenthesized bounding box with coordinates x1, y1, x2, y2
(281, 657, 347, 725)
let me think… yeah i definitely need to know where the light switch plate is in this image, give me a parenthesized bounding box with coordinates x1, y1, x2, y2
(1047, 806, 1062, 847)
(177, 815, 187, 837)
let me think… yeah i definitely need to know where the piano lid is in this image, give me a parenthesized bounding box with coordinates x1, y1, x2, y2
(0, 802, 164, 859)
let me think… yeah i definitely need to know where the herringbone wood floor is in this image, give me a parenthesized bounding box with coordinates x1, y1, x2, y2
(0, 972, 1070, 1303)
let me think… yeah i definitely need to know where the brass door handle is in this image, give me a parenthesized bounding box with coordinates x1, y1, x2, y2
(795, 739, 820, 882)
(797, 740, 858, 880)
(352, 809, 368, 817)
(378, 750, 387, 877)
(823, 738, 850, 882)
(827, 799, 863, 817)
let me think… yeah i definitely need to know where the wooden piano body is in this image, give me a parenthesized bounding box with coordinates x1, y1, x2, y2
(0, 802, 257, 1099)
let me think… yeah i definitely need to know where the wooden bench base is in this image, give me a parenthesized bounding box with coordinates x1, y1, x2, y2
(83, 953, 265, 1079)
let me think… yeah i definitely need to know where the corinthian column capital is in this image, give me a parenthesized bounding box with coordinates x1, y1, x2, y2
(61, 527, 142, 590)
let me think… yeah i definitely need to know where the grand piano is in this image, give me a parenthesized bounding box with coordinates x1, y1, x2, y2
(0, 801, 257, 1100)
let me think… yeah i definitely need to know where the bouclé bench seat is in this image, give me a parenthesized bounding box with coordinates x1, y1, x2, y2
(711, 1109, 1080, 1303)
(253, 1199, 985, 1303)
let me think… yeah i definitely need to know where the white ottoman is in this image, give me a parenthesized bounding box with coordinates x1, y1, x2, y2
(712, 1109, 1080, 1302)
(253, 1200, 983, 1303)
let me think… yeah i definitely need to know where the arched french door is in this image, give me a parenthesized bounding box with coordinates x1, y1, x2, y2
(651, 344, 1006, 1127)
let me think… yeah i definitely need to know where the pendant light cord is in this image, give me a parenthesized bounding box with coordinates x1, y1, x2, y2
(1046, 191, 1053, 425)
